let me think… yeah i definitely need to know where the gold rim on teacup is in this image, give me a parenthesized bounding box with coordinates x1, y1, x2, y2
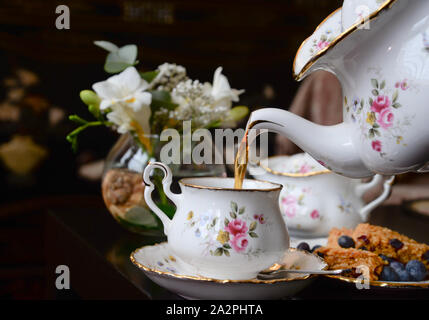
(293, 0, 397, 80)
(325, 274, 429, 288)
(178, 176, 283, 192)
(257, 155, 331, 178)
(130, 243, 327, 284)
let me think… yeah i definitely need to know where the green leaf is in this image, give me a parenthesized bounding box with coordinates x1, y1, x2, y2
(214, 248, 223, 256)
(374, 129, 381, 137)
(223, 244, 231, 249)
(238, 207, 245, 215)
(360, 99, 364, 108)
(392, 102, 401, 108)
(223, 249, 230, 257)
(369, 98, 374, 106)
(231, 201, 238, 213)
(249, 221, 257, 231)
(140, 70, 159, 83)
(230, 211, 237, 219)
(150, 90, 178, 111)
(157, 202, 176, 219)
(211, 217, 218, 227)
(227, 106, 249, 122)
(371, 79, 379, 88)
(249, 232, 258, 238)
(224, 218, 230, 226)
(373, 123, 380, 128)
(393, 90, 399, 102)
(372, 89, 379, 96)
(380, 80, 386, 89)
(368, 129, 375, 138)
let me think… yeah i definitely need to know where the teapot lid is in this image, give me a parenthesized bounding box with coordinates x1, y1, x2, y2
(293, 0, 398, 81)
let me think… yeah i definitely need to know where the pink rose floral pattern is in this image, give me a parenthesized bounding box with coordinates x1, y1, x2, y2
(310, 30, 335, 55)
(345, 76, 411, 159)
(185, 201, 264, 258)
(280, 185, 320, 220)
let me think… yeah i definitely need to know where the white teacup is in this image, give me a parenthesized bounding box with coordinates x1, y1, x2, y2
(143, 162, 290, 280)
(252, 153, 394, 238)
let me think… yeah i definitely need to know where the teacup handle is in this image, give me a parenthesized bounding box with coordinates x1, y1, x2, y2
(354, 175, 395, 221)
(143, 162, 182, 236)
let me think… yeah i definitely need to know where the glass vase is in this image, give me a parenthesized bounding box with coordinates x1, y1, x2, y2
(101, 133, 226, 236)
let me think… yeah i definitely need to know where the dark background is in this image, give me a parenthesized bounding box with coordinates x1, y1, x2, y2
(0, 0, 341, 299)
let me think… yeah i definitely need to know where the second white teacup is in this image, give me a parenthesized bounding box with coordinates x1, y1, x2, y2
(252, 153, 394, 238)
(143, 162, 289, 280)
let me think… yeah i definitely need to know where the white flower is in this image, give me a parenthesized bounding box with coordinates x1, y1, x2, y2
(169, 68, 243, 128)
(92, 67, 152, 134)
(149, 63, 187, 92)
(211, 67, 244, 108)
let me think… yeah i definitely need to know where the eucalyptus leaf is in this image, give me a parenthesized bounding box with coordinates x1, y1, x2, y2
(104, 44, 138, 74)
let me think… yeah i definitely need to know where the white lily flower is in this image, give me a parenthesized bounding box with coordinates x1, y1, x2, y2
(210, 67, 244, 108)
(92, 67, 152, 134)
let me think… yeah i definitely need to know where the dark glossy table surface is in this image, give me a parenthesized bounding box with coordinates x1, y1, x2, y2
(45, 204, 429, 300)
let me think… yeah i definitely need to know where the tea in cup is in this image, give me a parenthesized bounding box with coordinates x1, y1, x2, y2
(252, 153, 393, 238)
(143, 162, 289, 280)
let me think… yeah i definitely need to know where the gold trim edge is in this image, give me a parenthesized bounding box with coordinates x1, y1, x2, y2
(326, 274, 429, 288)
(130, 242, 326, 284)
(292, 0, 397, 81)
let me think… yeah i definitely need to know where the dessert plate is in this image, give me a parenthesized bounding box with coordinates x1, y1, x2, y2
(130, 242, 327, 300)
(325, 274, 429, 290)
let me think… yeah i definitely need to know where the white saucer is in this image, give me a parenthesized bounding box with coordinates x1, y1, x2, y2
(130, 242, 327, 300)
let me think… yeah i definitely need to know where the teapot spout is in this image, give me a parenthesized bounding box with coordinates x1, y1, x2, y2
(248, 108, 373, 178)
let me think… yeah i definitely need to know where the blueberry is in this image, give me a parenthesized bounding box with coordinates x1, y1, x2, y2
(405, 260, 427, 281)
(390, 261, 405, 273)
(396, 269, 411, 282)
(338, 235, 355, 248)
(311, 245, 322, 253)
(379, 254, 395, 263)
(297, 242, 311, 252)
(389, 238, 404, 250)
(317, 251, 325, 258)
(422, 250, 429, 262)
(380, 266, 399, 281)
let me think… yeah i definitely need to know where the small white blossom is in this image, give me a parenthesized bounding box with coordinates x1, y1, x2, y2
(150, 63, 187, 92)
(170, 67, 244, 128)
(92, 67, 152, 134)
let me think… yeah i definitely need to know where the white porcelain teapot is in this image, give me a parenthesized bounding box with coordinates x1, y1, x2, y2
(248, 0, 429, 178)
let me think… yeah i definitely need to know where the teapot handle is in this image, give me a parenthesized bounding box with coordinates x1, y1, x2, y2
(143, 162, 182, 236)
(355, 175, 395, 221)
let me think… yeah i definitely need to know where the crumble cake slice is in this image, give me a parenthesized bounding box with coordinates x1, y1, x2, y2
(315, 247, 385, 280)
